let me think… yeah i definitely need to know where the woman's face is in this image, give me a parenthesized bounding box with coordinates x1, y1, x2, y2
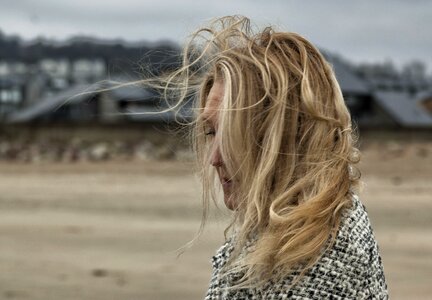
(201, 80, 236, 210)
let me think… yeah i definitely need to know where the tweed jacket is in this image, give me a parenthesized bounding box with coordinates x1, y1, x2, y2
(205, 194, 389, 299)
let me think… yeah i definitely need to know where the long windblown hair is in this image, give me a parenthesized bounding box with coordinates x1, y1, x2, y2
(138, 15, 362, 289)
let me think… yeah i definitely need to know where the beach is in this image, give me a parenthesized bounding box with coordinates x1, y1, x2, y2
(0, 137, 431, 299)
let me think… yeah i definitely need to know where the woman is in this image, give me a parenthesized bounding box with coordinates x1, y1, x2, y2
(150, 15, 388, 299)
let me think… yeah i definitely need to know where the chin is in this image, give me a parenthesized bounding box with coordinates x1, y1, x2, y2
(223, 194, 236, 210)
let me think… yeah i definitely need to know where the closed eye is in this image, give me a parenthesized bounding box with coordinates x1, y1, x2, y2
(205, 129, 216, 136)
(203, 122, 216, 136)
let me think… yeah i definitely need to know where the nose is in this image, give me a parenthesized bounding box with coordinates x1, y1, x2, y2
(210, 143, 223, 167)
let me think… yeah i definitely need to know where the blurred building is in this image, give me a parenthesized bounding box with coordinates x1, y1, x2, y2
(0, 74, 25, 118)
(5, 80, 193, 124)
(0, 32, 431, 129)
(325, 54, 432, 129)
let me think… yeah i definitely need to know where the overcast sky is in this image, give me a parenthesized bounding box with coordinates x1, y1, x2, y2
(0, 0, 431, 73)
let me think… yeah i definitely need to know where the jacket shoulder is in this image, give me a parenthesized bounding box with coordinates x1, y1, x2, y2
(264, 194, 389, 299)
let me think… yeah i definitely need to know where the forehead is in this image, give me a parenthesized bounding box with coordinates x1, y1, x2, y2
(201, 80, 225, 123)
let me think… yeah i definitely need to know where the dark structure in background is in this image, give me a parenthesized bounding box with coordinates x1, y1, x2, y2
(0, 75, 25, 118)
(5, 80, 193, 124)
(323, 53, 432, 129)
(0, 30, 431, 129)
(0, 30, 180, 74)
(0, 30, 182, 124)
(324, 56, 374, 126)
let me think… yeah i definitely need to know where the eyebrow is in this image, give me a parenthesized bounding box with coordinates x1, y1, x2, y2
(200, 112, 218, 129)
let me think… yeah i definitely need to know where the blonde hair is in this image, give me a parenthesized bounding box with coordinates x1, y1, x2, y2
(110, 15, 362, 290)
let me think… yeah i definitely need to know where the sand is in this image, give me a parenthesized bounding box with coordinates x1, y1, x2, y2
(0, 139, 431, 299)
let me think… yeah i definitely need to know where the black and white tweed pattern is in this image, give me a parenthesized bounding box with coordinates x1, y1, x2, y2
(205, 194, 389, 299)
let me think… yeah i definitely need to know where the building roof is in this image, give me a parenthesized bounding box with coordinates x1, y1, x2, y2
(6, 81, 192, 123)
(323, 54, 371, 95)
(6, 83, 101, 123)
(109, 84, 157, 102)
(373, 91, 432, 128)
